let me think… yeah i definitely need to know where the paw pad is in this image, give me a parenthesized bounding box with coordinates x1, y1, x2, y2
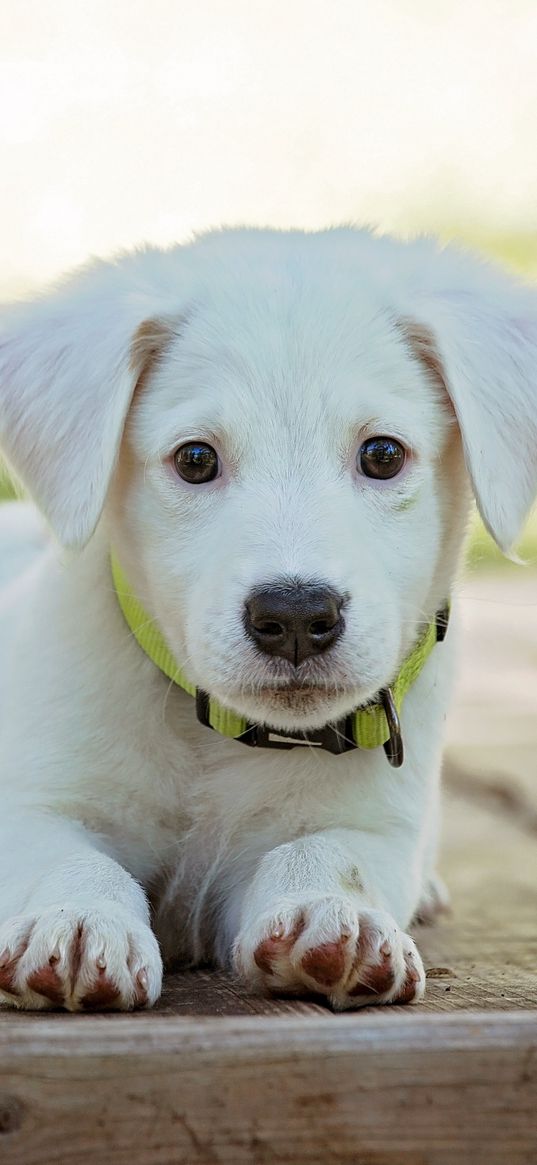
(238, 903, 425, 1010)
(301, 941, 347, 988)
(27, 964, 65, 1006)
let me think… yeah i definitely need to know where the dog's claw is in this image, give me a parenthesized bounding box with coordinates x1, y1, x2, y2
(236, 902, 425, 1010)
(0, 907, 163, 1011)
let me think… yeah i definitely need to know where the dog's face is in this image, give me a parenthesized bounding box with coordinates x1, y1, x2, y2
(117, 260, 458, 730)
(1, 228, 536, 731)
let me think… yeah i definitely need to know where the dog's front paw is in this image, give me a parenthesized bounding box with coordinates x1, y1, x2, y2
(233, 899, 425, 1010)
(0, 903, 163, 1011)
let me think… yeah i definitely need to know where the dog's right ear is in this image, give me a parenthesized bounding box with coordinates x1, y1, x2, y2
(398, 251, 537, 554)
(0, 254, 181, 549)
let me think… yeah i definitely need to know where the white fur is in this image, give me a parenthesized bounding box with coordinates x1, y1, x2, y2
(0, 227, 535, 1011)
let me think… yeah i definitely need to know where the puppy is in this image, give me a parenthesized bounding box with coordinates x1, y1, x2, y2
(0, 228, 535, 1012)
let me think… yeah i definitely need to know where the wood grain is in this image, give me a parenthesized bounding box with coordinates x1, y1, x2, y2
(1, 1011, 536, 1165)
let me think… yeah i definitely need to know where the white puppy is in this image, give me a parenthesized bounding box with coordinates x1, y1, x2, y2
(0, 228, 535, 1012)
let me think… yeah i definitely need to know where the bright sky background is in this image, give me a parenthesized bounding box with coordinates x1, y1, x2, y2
(1, 0, 537, 297)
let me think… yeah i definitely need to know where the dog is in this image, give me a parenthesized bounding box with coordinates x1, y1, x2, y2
(0, 227, 535, 1012)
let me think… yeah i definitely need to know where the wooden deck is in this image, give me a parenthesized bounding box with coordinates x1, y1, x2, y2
(1, 571, 537, 1163)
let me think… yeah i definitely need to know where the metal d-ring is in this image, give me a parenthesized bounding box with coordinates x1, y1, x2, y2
(380, 687, 404, 768)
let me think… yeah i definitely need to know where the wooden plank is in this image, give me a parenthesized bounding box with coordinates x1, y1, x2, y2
(154, 967, 329, 1016)
(1, 1011, 537, 1165)
(416, 784, 537, 1013)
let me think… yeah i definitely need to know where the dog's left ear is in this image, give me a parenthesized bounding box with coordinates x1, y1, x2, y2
(0, 255, 178, 549)
(400, 265, 537, 552)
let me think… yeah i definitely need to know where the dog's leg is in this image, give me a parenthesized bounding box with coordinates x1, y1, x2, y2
(228, 828, 426, 1009)
(412, 872, 451, 925)
(0, 812, 162, 1011)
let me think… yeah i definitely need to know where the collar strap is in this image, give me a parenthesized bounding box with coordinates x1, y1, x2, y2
(111, 555, 449, 768)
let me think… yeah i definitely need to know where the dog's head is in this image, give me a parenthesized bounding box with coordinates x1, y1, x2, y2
(1, 229, 536, 730)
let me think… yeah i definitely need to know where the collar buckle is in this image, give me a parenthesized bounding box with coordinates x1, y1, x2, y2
(238, 717, 356, 755)
(380, 687, 404, 768)
(435, 604, 450, 642)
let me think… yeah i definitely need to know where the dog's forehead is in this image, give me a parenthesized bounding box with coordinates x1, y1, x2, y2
(138, 243, 443, 456)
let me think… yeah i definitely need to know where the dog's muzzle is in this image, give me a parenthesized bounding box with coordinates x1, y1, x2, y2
(111, 554, 449, 770)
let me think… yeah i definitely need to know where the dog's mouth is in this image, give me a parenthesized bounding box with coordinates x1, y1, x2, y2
(205, 668, 370, 733)
(256, 682, 323, 702)
(258, 682, 323, 695)
(241, 680, 357, 716)
(203, 651, 372, 731)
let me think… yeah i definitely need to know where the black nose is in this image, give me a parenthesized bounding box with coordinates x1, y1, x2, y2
(244, 582, 344, 666)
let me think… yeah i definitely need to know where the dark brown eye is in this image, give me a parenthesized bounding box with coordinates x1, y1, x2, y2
(173, 442, 219, 484)
(358, 436, 406, 480)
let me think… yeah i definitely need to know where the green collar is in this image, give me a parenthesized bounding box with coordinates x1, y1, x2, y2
(111, 554, 449, 767)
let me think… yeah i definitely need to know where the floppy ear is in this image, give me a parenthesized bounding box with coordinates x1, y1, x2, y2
(0, 253, 179, 549)
(400, 267, 537, 552)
